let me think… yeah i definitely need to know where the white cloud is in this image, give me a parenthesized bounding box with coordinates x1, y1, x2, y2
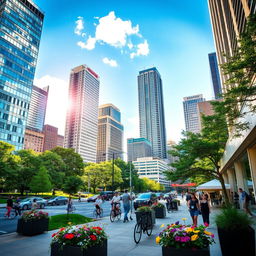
(74, 16, 84, 36)
(102, 57, 118, 67)
(77, 36, 96, 50)
(130, 40, 149, 59)
(34, 75, 68, 136)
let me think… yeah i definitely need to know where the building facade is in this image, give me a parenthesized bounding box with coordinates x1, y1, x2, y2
(138, 67, 167, 159)
(23, 128, 44, 152)
(57, 134, 64, 147)
(208, 52, 222, 99)
(133, 157, 171, 189)
(26, 85, 48, 132)
(43, 124, 58, 151)
(166, 140, 179, 166)
(96, 104, 123, 163)
(183, 94, 205, 133)
(208, 0, 256, 199)
(0, 0, 44, 149)
(127, 137, 152, 162)
(64, 65, 100, 163)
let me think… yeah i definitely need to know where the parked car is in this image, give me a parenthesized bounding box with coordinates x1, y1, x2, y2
(100, 191, 114, 201)
(47, 196, 68, 206)
(156, 192, 164, 199)
(87, 195, 98, 202)
(20, 197, 48, 210)
(133, 192, 157, 210)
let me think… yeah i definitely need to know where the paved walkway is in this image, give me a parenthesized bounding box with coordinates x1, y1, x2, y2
(0, 198, 223, 256)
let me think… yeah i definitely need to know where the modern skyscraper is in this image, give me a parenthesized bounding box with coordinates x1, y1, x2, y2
(43, 124, 58, 151)
(166, 140, 179, 166)
(0, 0, 44, 149)
(96, 104, 123, 163)
(26, 85, 49, 132)
(127, 138, 152, 162)
(208, 52, 222, 99)
(57, 134, 64, 147)
(138, 67, 167, 159)
(183, 94, 205, 133)
(64, 65, 100, 163)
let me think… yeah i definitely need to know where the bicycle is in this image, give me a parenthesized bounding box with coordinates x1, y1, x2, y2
(110, 204, 121, 222)
(93, 207, 103, 218)
(2, 208, 17, 220)
(133, 211, 153, 244)
(67, 205, 76, 214)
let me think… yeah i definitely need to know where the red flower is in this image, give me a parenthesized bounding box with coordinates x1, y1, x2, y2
(90, 235, 97, 241)
(52, 233, 56, 237)
(59, 227, 65, 232)
(64, 233, 75, 239)
(92, 227, 102, 230)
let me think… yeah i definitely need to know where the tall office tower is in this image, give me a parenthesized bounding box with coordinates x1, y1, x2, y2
(208, 0, 256, 90)
(166, 140, 179, 166)
(26, 85, 49, 131)
(127, 138, 152, 162)
(43, 124, 58, 151)
(183, 94, 205, 133)
(96, 104, 123, 163)
(0, 0, 44, 149)
(64, 65, 100, 163)
(208, 52, 222, 99)
(138, 67, 167, 159)
(57, 134, 64, 147)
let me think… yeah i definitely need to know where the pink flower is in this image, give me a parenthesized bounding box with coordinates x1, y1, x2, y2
(204, 222, 209, 227)
(211, 234, 214, 238)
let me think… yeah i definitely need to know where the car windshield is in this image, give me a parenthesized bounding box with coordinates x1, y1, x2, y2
(21, 198, 31, 202)
(138, 194, 150, 199)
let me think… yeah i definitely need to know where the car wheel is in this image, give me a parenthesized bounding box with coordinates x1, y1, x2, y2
(52, 202, 56, 206)
(40, 204, 45, 209)
(23, 205, 28, 210)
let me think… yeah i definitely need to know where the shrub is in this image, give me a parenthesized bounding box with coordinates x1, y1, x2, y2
(137, 206, 152, 212)
(151, 202, 165, 209)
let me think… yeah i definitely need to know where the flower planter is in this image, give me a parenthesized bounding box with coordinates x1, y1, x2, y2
(135, 210, 155, 226)
(51, 239, 107, 256)
(217, 226, 255, 256)
(16, 218, 49, 236)
(153, 206, 166, 218)
(162, 246, 210, 256)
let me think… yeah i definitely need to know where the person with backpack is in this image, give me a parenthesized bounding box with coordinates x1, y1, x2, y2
(239, 188, 254, 217)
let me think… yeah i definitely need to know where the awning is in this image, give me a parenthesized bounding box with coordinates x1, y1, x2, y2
(196, 179, 230, 191)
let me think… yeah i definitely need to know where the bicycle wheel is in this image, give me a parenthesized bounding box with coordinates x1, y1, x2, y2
(93, 209, 98, 218)
(134, 223, 142, 244)
(99, 208, 103, 218)
(117, 209, 121, 220)
(146, 217, 153, 236)
(9, 211, 16, 219)
(110, 210, 115, 222)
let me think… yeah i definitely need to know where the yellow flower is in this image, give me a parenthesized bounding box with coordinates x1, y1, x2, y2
(68, 222, 72, 225)
(185, 228, 193, 233)
(204, 231, 212, 236)
(193, 230, 200, 233)
(160, 224, 165, 228)
(182, 218, 187, 221)
(191, 235, 199, 241)
(156, 236, 161, 244)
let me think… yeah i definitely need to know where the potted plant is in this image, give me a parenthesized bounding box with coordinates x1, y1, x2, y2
(51, 225, 107, 256)
(215, 207, 255, 256)
(151, 202, 166, 218)
(173, 199, 180, 206)
(135, 206, 155, 226)
(17, 209, 49, 236)
(156, 221, 214, 256)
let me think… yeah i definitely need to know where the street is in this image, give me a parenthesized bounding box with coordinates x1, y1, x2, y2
(0, 200, 120, 235)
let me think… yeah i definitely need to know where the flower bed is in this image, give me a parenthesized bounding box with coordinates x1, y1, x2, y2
(51, 225, 107, 256)
(156, 221, 214, 256)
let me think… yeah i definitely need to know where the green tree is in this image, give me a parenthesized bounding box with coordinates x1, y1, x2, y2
(167, 104, 230, 203)
(39, 151, 65, 194)
(220, 14, 256, 135)
(29, 166, 52, 193)
(63, 176, 84, 195)
(51, 147, 84, 176)
(83, 164, 102, 193)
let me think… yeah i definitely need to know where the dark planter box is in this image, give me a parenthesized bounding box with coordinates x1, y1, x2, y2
(16, 218, 49, 236)
(218, 226, 255, 256)
(135, 210, 155, 226)
(153, 206, 166, 218)
(51, 239, 107, 256)
(162, 246, 210, 256)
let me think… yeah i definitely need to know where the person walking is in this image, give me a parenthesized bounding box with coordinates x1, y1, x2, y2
(14, 197, 21, 216)
(239, 188, 254, 217)
(186, 192, 192, 206)
(5, 195, 13, 218)
(67, 197, 73, 214)
(122, 190, 131, 223)
(188, 193, 200, 226)
(233, 192, 240, 209)
(200, 194, 211, 226)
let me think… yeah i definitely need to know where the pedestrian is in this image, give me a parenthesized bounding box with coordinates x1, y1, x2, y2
(67, 197, 73, 214)
(78, 193, 81, 203)
(5, 195, 13, 218)
(94, 195, 103, 215)
(31, 198, 38, 210)
(186, 192, 191, 206)
(14, 197, 21, 216)
(234, 192, 239, 209)
(239, 188, 254, 217)
(122, 190, 131, 223)
(200, 194, 211, 226)
(188, 193, 200, 226)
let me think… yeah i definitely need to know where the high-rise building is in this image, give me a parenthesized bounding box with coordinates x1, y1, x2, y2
(133, 157, 171, 189)
(183, 94, 205, 133)
(166, 140, 179, 166)
(208, 52, 222, 99)
(43, 124, 58, 151)
(0, 0, 44, 149)
(138, 67, 167, 159)
(24, 129, 44, 152)
(26, 85, 49, 132)
(64, 65, 100, 163)
(127, 138, 152, 162)
(96, 104, 123, 163)
(57, 134, 64, 147)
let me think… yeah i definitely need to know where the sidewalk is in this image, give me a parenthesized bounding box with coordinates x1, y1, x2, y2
(0, 199, 222, 256)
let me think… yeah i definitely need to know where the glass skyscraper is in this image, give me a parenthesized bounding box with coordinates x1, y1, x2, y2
(0, 0, 44, 149)
(208, 52, 222, 99)
(138, 67, 167, 159)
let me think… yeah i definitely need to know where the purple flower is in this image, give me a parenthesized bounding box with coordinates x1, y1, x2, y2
(175, 221, 179, 225)
(170, 229, 177, 232)
(175, 236, 181, 241)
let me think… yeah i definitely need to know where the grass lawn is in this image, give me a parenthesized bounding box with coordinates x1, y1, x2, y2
(0, 198, 6, 204)
(49, 214, 93, 231)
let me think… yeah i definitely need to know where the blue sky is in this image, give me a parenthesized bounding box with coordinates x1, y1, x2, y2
(33, 0, 216, 143)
